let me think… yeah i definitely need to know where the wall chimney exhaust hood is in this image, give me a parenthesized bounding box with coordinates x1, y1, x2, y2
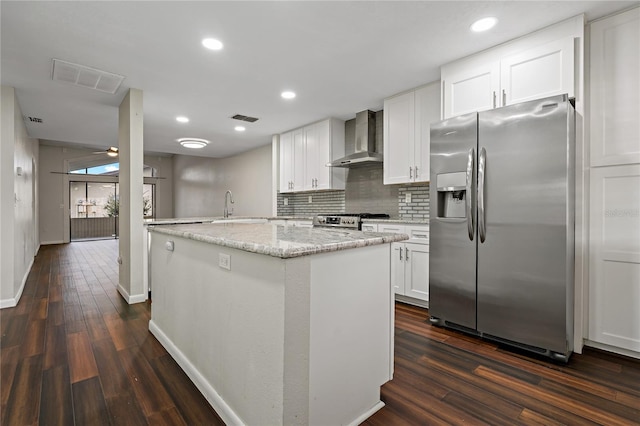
(327, 110, 382, 167)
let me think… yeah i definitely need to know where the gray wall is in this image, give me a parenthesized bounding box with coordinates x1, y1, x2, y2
(173, 143, 273, 218)
(38, 144, 174, 244)
(1, 86, 39, 306)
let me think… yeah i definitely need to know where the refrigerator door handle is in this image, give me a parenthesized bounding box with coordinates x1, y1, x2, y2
(478, 147, 487, 243)
(466, 148, 475, 241)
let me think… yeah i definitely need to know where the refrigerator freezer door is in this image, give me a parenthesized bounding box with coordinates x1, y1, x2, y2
(477, 95, 574, 354)
(429, 113, 478, 330)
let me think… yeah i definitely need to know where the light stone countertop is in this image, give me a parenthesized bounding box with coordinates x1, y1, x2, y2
(144, 216, 315, 226)
(148, 222, 409, 259)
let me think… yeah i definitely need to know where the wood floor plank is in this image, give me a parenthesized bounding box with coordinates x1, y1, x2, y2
(150, 354, 225, 425)
(21, 319, 46, 357)
(39, 365, 74, 426)
(0, 346, 20, 408)
(104, 394, 148, 426)
(146, 406, 188, 426)
(0, 314, 28, 349)
(43, 324, 68, 370)
(118, 345, 177, 417)
(91, 338, 136, 399)
(72, 377, 110, 426)
(1, 354, 43, 426)
(103, 312, 138, 350)
(474, 364, 634, 426)
(67, 331, 99, 383)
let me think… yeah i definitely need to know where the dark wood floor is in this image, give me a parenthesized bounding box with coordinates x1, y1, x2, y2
(2, 240, 639, 425)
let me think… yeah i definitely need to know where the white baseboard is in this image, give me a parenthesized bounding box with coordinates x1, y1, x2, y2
(117, 283, 147, 304)
(149, 320, 245, 426)
(0, 256, 35, 309)
(395, 294, 429, 309)
(585, 340, 640, 360)
(348, 401, 385, 426)
(40, 240, 64, 245)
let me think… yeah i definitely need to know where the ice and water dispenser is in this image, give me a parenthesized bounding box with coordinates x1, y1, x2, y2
(436, 172, 467, 218)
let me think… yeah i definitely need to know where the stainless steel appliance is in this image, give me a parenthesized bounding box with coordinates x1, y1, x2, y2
(313, 213, 390, 230)
(429, 94, 575, 361)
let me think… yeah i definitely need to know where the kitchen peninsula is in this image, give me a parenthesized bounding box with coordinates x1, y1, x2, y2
(147, 222, 408, 426)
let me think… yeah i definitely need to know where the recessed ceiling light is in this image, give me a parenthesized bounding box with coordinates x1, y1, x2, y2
(471, 17, 498, 32)
(202, 38, 224, 50)
(281, 91, 296, 99)
(177, 138, 209, 149)
(234, 126, 246, 132)
(176, 116, 189, 123)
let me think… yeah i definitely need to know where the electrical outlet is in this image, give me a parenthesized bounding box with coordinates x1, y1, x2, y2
(284, 197, 288, 206)
(219, 253, 231, 270)
(405, 193, 412, 203)
(308, 195, 313, 203)
(165, 240, 174, 251)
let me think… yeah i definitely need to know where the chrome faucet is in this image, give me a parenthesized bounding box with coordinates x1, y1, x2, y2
(223, 190, 234, 218)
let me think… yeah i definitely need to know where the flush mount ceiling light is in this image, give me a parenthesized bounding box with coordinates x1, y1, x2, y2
(176, 116, 189, 123)
(202, 38, 224, 50)
(177, 138, 209, 149)
(471, 17, 498, 32)
(106, 147, 119, 157)
(234, 126, 246, 132)
(281, 91, 296, 99)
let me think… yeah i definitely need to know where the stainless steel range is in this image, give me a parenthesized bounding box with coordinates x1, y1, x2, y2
(313, 213, 390, 230)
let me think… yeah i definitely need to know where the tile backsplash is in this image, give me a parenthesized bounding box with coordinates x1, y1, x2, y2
(276, 109, 430, 219)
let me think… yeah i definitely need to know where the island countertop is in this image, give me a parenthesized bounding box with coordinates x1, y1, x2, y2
(148, 222, 408, 259)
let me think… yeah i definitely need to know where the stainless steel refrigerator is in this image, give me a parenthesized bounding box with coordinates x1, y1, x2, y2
(429, 94, 575, 361)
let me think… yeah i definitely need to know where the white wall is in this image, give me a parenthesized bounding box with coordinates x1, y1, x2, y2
(39, 143, 174, 244)
(173, 143, 273, 218)
(1, 86, 39, 308)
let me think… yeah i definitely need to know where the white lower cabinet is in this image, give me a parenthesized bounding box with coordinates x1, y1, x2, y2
(378, 224, 429, 303)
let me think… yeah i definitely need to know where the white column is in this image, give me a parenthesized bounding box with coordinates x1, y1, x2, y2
(0, 86, 16, 307)
(118, 89, 146, 303)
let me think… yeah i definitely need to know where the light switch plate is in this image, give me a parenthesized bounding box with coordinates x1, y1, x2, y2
(405, 193, 412, 203)
(219, 253, 231, 270)
(165, 240, 174, 251)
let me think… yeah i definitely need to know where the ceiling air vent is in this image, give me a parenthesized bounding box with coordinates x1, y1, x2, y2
(231, 114, 259, 123)
(25, 116, 43, 124)
(51, 59, 125, 94)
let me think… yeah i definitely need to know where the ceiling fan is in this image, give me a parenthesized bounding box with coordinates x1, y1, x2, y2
(92, 146, 119, 157)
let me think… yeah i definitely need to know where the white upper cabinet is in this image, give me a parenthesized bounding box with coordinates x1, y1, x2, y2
(384, 81, 440, 184)
(500, 37, 574, 106)
(278, 118, 345, 193)
(442, 17, 581, 119)
(293, 128, 306, 192)
(279, 131, 294, 193)
(442, 62, 500, 118)
(383, 91, 414, 184)
(590, 7, 640, 167)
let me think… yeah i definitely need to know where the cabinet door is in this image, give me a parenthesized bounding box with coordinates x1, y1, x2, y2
(384, 92, 414, 184)
(589, 164, 640, 352)
(590, 8, 640, 167)
(313, 119, 332, 190)
(279, 132, 294, 193)
(304, 124, 319, 191)
(442, 62, 500, 119)
(500, 37, 575, 106)
(390, 243, 405, 295)
(292, 128, 306, 192)
(414, 83, 440, 183)
(404, 243, 429, 302)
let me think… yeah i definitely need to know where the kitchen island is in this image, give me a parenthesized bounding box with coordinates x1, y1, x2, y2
(148, 222, 408, 426)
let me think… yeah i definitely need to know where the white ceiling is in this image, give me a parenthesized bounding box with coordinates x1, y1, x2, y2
(1, 1, 636, 158)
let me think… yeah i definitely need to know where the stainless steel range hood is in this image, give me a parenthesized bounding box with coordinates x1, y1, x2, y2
(327, 110, 382, 167)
